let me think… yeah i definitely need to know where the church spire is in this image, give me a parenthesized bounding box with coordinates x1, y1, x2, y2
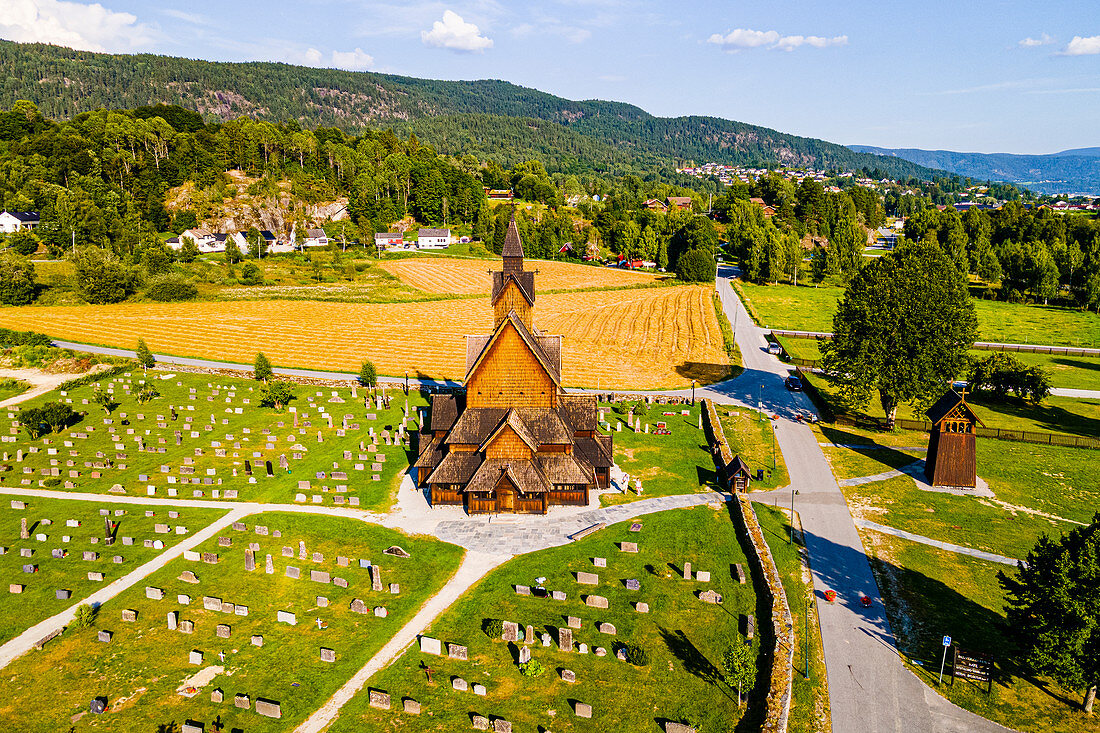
(502, 210, 524, 274)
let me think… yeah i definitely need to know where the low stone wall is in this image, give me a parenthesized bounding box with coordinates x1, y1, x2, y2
(734, 494, 795, 733)
(701, 399, 733, 487)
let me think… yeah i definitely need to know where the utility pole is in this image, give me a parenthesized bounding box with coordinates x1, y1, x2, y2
(71, 229, 76, 256)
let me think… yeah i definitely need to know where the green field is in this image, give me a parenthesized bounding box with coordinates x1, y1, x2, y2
(0, 511, 465, 733)
(823, 427, 1098, 559)
(739, 281, 1100, 347)
(328, 505, 761, 733)
(864, 531, 1100, 733)
(0, 498, 228, 644)
(755, 504, 830, 733)
(0, 379, 30, 403)
(5, 370, 424, 511)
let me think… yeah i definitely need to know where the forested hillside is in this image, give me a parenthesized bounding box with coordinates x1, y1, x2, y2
(0, 40, 941, 179)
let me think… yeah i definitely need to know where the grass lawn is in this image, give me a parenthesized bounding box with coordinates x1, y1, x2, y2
(777, 341, 1100, 392)
(755, 504, 830, 733)
(864, 531, 1099, 733)
(738, 280, 1100, 347)
(718, 408, 790, 490)
(4, 370, 425, 512)
(0, 378, 30, 402)
(0, 511, 465, 733)
(328, 504, 762, 733)
(0, 498, 228, 644)
(802, 370, 1100, 438)
(603, 402, 718, 506)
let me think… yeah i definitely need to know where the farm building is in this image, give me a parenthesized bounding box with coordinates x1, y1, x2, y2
(417, 228, 451, 249)
(415, 214, 612, 514)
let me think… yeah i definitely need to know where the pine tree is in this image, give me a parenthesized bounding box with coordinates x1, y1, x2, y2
(135, 338, 155, 372)
(253, 352, 273, 382)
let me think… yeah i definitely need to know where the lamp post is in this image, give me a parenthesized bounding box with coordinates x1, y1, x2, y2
(691, 380, 696, 406)
(789, 488, 799, 544)
(404, 370, 409, 396)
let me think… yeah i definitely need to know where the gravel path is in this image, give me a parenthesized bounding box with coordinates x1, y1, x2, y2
(854, 519, 1021, 566)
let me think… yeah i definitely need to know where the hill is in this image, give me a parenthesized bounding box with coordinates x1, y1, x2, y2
(0, 39, 943, 179)
(849, 144, 1100, 196)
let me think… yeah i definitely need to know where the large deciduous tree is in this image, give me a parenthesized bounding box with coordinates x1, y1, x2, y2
(821, 240, 977, 428)
(998, 515, 1100, 713)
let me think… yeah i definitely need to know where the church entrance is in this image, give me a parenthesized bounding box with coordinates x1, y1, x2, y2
(496, 483, 516, 512)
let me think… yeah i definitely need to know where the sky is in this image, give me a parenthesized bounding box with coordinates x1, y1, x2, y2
(1, 0, 1098, 155)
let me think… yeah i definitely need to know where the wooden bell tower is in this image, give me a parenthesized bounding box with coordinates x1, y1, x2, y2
(924, 389, 984, 488)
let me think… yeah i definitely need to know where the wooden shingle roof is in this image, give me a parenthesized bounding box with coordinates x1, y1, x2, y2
(490, 270, 536, 306)
(728, 455, 753, 478)
(429, 394, 463, 433)
(465, 310, 562, 386)
(537, 453, 595, 485)
(925, 390, 985, 427)
(479, 409, 539, 453)
(502, 214, 523, 258)
(464, 459, 551, 494)
(558, 394, 597, 432)
(574, 436, 613, 469)
(425, 451, 483, 484)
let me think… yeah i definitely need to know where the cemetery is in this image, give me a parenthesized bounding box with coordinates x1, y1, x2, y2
(0, 496, 228, 643)
(0, 511, 464, 733)
(1, 370, 424, 511)
(328, 506, 762, 732)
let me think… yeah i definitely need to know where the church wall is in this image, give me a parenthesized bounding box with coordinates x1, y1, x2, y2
(485, 428, 535, 460)
(494, 281, 532, 329)
(467, 325, 556, 410)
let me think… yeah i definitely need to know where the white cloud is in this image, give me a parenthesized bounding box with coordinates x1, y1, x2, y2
(161, 9, 210, 26)
(421, 10, 493, 52)
(707, 27, 847, 52)
(1064, 35, 1100, 55)
(331, 47, 375, 71)
(0, 0, 158, 52)
(1019, 33, 1054, 47)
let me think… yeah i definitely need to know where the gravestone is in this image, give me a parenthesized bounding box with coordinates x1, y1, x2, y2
(525, 624, 535, 645)
(320, 647, 336, 662)
(448, 643, 468, 660)
(599, 622, 617, 635)
(515, 585, 531, 596)
(179, 620, 194, 633)
(473, 715, 489, 730)
(696, 571, 711, 582)
(518, 645, 531, 664)
(577, 572, 598, 585)
(189, 650, 203, 664)
(252, 635, 263, 647)
(451, 677, 468, 692)
(285, 566, 300, 579)
(277, 610, 296, 625)
(371, 565, 382, 592)
(121, 609, 137, 622)
(97, 630, 112, 643)
(575, 702, 592, 718)
(626, 578, 641, 591)
(700, 590, 723, 605)
(368, 690, 391, 710)
(211, 689, 223, 703)
(567, 616, 582, 629)
(734, 563, 746, 584)
(266, 554, 274, 574)
(501, 621, 519, 642)
(636, 602, 650, 613)
(310, 570, 330, 583)
(234, 694, 250, 709)
(585, 595, 609, 609)
(683, 562, 692, 580)
(167, 612, 177, 630)
(561, 669, 576, 682)
(473, 683, 486, 696)
(620, 542, 638, 553)
(541, 633, 551, 647)
(216, 624, 230, 638)
(593, 557, 606, 568)
(245, 550, 255, 572)
(419, 636, 442, 655)
(255, 699, 281, 718)
(558, 627, 573, 652)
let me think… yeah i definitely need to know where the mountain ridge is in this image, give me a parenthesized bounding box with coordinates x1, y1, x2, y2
(0, 39, 946, 181)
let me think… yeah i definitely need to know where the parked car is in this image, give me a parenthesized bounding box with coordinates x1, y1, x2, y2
(767, 342, 782, 355)
(785, 375, 803, 391)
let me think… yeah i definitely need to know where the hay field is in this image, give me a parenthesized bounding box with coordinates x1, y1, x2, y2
(379, 257, 660, 294)
(2, 285, 728, 388)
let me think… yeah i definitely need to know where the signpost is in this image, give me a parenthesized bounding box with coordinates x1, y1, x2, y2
(938, 635, 952, 684)
(952, 646, 994, 693)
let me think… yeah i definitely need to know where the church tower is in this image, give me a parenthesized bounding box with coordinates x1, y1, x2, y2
(490, 213, 535, 329)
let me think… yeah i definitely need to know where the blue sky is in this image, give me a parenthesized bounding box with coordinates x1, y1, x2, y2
(2, 0, 1098, 154)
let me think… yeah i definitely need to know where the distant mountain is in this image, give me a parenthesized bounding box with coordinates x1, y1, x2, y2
(0, 39, 945, 180)
(849, 144, 1100, 196)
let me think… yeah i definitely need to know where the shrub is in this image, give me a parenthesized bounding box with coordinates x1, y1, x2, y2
(254, 352, 273, 381)
(676, 247, 717, 283)
(72, 604, 97, 628)
(358, 360, 377, 387)
(519, 660, 545, 677)
(135, 338, 155, 370)
(969, 353, 1051, 402)
(145, 276, 198, 302)
(136, 386, 160, 403)
(0, 253, 36, 305)
(0, 329, 51, 347)
(7, 230, 40, 256)
(482, 618, 504, 639)
(239, 261, 262, 285)
(74, 248, 137, 304)
(623, 643, 649, 666)
(259, 380, 295, 409)
(178, 238, 200, 263)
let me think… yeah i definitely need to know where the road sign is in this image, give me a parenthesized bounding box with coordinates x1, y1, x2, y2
(952, 647, 994, 692)
(942, 635, 952, 647)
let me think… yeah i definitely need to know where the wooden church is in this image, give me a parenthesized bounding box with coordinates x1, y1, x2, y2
(414, 214, 612, 514)
(924, 389, 984, 488)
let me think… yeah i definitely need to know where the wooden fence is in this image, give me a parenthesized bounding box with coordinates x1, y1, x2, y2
(770, 330, 1100, 357)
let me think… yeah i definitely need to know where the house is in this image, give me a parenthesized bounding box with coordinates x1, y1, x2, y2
(643, 198, 669, 212)
(229, 231, 249, 251)
(415, 214, 611, 514)
(726, 455, 754, 492)
(304, 228, 329, 248)
(417, 228, 451, 249)
(207, 233, 228, 253)
(179, 229, 215, 250)
(749, 197, 777, 217)
(0, 211, 40, 233)
(485, 189, 514, 201)
(667, 196, 693, 211)
(374, 232, 404, 249)
(165, 237, 182, 250)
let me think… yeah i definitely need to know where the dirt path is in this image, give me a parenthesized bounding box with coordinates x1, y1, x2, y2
(0, 367, 95, 408)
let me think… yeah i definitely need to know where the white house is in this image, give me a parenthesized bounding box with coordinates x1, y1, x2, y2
(375, 232, 404, 248)
(179, 228, 215, 249)
(229, 231, 249, 251)
(417, 228, 451, 249)
(303, 228, 329, 248)
(0, 211, 40, 233)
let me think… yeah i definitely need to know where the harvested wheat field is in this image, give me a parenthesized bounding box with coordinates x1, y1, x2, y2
(3, 285, 728, 388)
(380, 257, 661, 294)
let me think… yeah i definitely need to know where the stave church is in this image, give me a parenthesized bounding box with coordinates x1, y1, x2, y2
(414, 214, 612, 514)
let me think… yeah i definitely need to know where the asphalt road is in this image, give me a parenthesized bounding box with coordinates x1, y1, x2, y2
(715, 266, 1012, 733)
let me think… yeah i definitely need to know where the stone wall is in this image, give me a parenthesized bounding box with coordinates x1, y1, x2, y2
(701, 399, 733, 486)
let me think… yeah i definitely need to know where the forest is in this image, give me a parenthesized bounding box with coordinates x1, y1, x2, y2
(0, 40, 943, 181)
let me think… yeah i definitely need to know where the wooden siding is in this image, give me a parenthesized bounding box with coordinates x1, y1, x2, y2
(430, 486, 464, 506)
(485, 426, 534, 460)
(494, 280, 533, 329)
(547, 488, 588, 506)
(467, 324, 556, 410)
(926, 431, 976, 487)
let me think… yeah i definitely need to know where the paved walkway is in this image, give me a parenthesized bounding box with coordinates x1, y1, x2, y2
(854, 519, 1021, 566)
(295, 550, 510, 733)
(0, 505, 250, 670)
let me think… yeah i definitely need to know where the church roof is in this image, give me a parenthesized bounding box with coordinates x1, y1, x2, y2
(490, 270, 536, 306)
(537, 453, 595, 485)
(425, 450, 484, 484)
(413, 433, 446, 471)
(479, 409, 539, 453)
(559, 394, 597, 432)
(429, 393, 463, 433)
(574, 435, 613, 469)
(728, 454, 753, 478)
(465, 310, 562, 386)
(445, 407, 574, 446)
(502, 213, 524, 258)
(925, 390, 985, 427)
(464, 459, 552, 494)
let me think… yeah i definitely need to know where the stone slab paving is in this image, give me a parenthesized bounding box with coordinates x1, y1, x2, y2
(432, 492, 732, 554)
